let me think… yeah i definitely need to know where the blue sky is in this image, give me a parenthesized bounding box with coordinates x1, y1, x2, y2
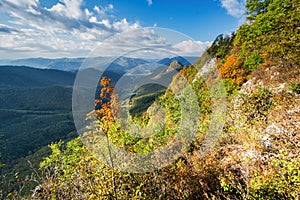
(0, 0, 246, 59)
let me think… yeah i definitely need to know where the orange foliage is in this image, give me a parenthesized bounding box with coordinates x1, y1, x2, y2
(94, 77, 121, 133)
(179, 68, 185, 77)
(218, 54, 247, 85)
(179, 65, 197, 83)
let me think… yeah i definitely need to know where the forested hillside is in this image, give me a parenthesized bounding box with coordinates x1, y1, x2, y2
(3, 0, 299, 199)
(0, 67, 77, 197)
(0, 66, 75, 88)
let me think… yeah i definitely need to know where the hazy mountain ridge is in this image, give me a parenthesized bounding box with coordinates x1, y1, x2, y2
(0, 55, 190, 171)
(0, 65, 75, 88)
(0, 56, 196, 72)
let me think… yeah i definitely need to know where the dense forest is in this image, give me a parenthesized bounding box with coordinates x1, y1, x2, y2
(0, 67, 77, 197)
(1, 0, 299, 199)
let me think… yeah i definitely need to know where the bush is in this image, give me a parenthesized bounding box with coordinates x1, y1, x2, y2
(218, 54, 247, 86)
(289, 82, 300, 94)
(243, 52, 263, 71)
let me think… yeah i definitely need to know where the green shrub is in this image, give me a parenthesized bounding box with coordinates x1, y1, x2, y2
(289, 82, 300, 94)
(243, 52, 263, 71)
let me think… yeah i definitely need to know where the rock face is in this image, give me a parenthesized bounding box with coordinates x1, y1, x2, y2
(220, 61, 300, 195)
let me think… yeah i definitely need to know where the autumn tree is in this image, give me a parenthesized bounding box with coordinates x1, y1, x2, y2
(219, 54, 247, 85)
(94, 77, 121, 133)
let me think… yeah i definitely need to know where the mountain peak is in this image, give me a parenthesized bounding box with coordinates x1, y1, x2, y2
(158, 56, 191, 66)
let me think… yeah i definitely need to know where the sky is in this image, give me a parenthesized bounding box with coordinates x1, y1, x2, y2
(0, 0, 246, 59)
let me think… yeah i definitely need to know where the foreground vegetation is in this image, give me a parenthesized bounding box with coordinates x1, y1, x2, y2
(0, 86, 76, 197)
(2, 0, 299, 199)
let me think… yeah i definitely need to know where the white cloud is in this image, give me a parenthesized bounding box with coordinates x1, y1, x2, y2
(89, 16, 98, 23)
(0, 0, 142, 58)
(0, 24, 18, 33)
(89, 17, 112, 29)
(93, 6, 100, 13)
(172, 40, 211, 56)
(147, 0, 153, 6)
(84, 8, 92, 17)
(220, 0, 246, 18)
(83, 29, 171, 59)
(4, 0, 39, 7)
(100, 19, 112, 29)
(86, 29, 208, 59)
(47, 0, 83, 19)
(3, 0, 41, 15)
(113, 18, 139, 32)
(0, 1, 208, 60)
(108, 4, 114, 10)
(93, 4, 114, 16)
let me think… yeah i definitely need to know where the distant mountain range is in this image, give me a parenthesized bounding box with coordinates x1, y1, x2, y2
(0, 55, 194, 164)
(0, 56, 197, 90)
(0, 56, 198, 72)
(0, 57, 112, 71)
(158, 56, 193, 66)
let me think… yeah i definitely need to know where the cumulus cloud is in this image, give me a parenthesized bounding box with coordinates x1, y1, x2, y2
(94, 4, 113, 15)
(0, 0, 207, 59)
(172, 40, 211, 56)
(220, 0, 246, 18)
(147, 0, 153, 6)
(47, 0, 83, 19)
(0, 0, 142, 58)
(113, 18, 140, 32)
(86, 29, 208, 59)
(1, 0, 135, 34)
(89, 17, 112, 29)
(91, 29, 169, 57)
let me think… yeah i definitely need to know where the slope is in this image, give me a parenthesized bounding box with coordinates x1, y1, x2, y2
(0, 65, 75, 88)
